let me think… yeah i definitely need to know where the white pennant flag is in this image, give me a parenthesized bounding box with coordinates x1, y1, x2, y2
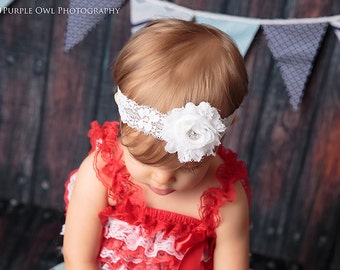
(330, 19, 340, 41)
(130, 0, 194, 34)
(195, 10, 260, 57)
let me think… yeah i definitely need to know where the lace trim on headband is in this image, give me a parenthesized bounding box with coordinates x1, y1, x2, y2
(116, 89, 165, 138)
(116, 87, 234, 162)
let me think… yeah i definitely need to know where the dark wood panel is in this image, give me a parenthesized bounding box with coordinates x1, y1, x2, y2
(0, 0, 55, 204)
(330, 228, 340, 270)
(293, 33, 340, 269)
(0, 200, 63, 270)
(32, 0, 113, 208)
(95, 1, 131, 123)
(243, 1, 339, 268)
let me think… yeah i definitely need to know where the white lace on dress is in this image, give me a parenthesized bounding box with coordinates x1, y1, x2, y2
(101, 218, 184, 261)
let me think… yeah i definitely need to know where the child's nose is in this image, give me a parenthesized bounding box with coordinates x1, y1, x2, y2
(151, 169, 175, 186)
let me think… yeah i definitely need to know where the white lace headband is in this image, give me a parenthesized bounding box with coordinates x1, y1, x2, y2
(116, 87, 234, 163)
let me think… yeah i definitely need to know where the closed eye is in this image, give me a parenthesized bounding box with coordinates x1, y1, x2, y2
(180, 165, 201, 174)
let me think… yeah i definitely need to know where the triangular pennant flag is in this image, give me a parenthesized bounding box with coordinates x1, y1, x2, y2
(0, 0, 14, 10)
(262, 23, 328, 110)
(330, 19, 340, 41)
(130, 0, 194, 34)
(195, 10, 260, 57)
(64, 0, 124, 52)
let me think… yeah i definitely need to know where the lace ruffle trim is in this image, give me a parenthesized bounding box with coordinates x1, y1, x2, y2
(102, 218, 184, 260)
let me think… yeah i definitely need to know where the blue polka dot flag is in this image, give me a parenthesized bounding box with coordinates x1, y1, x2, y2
(262, 23, 328, 110)
(64, 0, 125, 52)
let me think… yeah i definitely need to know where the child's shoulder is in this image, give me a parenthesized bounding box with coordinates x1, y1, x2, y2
(217, 181, 249, 224)
(214, 180, 250, 268)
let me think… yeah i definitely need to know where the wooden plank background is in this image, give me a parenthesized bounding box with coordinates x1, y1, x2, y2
(0, 0, 339, 269)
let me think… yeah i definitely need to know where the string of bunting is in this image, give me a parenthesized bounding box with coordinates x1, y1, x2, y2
(64, 0, 339, 109)
(2, 0, 338, 110)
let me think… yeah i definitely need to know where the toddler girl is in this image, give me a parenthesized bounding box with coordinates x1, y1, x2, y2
(63, 19, 251, 270)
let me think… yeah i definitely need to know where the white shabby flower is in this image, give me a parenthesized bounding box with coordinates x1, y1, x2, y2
(161, 102, 226, 162)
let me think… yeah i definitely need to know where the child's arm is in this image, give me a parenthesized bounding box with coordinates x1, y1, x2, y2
(213, 181, 250, 270)
(63, 152, 108, 270)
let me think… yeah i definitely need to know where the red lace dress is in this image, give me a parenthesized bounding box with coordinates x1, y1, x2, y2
(64, 121, 251, 270)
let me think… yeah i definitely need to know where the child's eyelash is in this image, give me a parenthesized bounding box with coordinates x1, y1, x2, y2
(181, 166, 200, 174)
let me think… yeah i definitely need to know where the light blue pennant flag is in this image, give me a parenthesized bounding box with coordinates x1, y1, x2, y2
(130, 0, 194, 34)
(262, 22, 328, 110)
(0, 0, 14, 11)
(195, 10, 260, 57)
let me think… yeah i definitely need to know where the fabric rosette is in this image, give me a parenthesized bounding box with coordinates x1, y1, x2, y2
(160, 102, 226, 163)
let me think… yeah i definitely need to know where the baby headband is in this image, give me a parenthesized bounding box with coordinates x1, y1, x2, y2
(116, 87, 234, 163)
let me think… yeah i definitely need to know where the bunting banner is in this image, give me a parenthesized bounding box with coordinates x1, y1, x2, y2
(0, 0, 338, 110)
(131, 0, 194, 34)
(60, 0, 339, 109)
(262, 23, 328, 110)
(195, 10, 260, 57)
(64, 0, 125, 52)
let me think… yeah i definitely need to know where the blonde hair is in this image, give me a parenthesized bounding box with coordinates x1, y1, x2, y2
(113, 19, 248, 164)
